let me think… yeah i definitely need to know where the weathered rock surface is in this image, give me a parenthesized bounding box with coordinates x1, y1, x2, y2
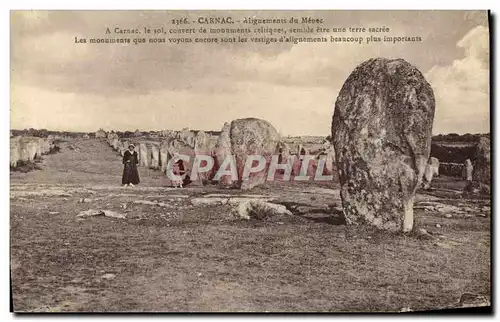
(458, 293, 490, 308)
(139, 142, 150, 167)
(177, 129, 196, 148)
(332, 58, 435, 232)
(472, 137, 491, 193)
(76, 209, 126, 219)
(422, 157, 438, 189)
(463, 159, 473, 181)
(160, 142, 169, 173)
(214, 122, 232, 185)
(236, 199, 292, 220)
(215, 118, 281, 190)
(429, 157, 439, 176)
(150, 143, 161, 169)
(193, 130, 215, 182)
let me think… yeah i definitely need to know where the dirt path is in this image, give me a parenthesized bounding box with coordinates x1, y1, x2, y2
(10, 139, 167, 187)
(10, 139, 491, 312)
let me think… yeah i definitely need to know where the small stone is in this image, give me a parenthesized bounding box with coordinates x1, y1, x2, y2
(236, 200, 292, 220)
(49, 211, 59, 215)
(444, 214, 452, 219)
(477, 213, 487, 218)
(101, 273, 116, 280)
(197, 272, 202, 277)
(435, 224, 441, 228)
(77, 209, 104, 218)
(102, 210, 126, 219)
(418, 228, 428, 235)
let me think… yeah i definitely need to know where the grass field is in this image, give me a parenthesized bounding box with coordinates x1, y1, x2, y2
(10, 139, 491, 312)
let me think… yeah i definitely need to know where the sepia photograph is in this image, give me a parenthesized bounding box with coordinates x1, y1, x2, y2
(9, 9, 491, 313)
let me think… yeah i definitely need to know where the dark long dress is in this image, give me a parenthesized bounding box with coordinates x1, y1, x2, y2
(122, 150, 140, 185)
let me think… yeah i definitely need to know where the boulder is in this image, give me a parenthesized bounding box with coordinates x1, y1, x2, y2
(214, 122, 232, 185)
(463, 159, 473, 181)
(472, 137, 491, 193)
(318, 145, 336, 176)
(25, 141, 39, 161)
(177, 129, 196, 148)
(429, 157, 439, 176)
(112, 138, 119, 151)
(10, 137, 22, 167)
(193, 130, 215, 182)
(273, 141, 293, 180)
(332, 58, 435, 232)
(194, 130, 213, 153)
(422, 157, 439, 189)
(458, 293, 490, 308)
(150, 142, 161, 169)
(236, 199, 292, 220)
(139, 142, 150, 167)
(422, 163, 434, 190)
(161, 138, 197, 186)
(160, 142, 169, 173)
(216, 118, 281, 190)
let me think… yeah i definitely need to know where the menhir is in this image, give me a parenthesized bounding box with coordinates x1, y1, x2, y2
(215, 117, 281, 190)
(332, 58, 435, 232)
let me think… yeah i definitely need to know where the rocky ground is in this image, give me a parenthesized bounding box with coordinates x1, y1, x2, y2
(10, 139, 490, 312)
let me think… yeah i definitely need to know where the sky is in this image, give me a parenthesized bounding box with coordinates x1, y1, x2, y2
(10, 10, 490, 136)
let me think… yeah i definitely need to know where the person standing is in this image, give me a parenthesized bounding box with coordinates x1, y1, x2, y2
(122, 144, 140, 187)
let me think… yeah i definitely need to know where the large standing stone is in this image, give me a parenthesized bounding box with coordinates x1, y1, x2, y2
(422, 156, 439, 189)
(429, 157, 439, 176)
(112, 138, 119, 151)
(24, 140, 39, 161)
(150, 142, 161, 169)
(193, 130, 215, 182)
(332, 58, 435, 232)
(160, 142, 169, 173)
(10, 137, 21, 167)
(472, 137, 491, 193)
(422, 163, 434, 190)
(463, 159, 473, 181)
(215, 118, 281, 190)
(178, 129, 196, 148)
(139, 142, 150, 167)
(194, 130, 214, 154)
